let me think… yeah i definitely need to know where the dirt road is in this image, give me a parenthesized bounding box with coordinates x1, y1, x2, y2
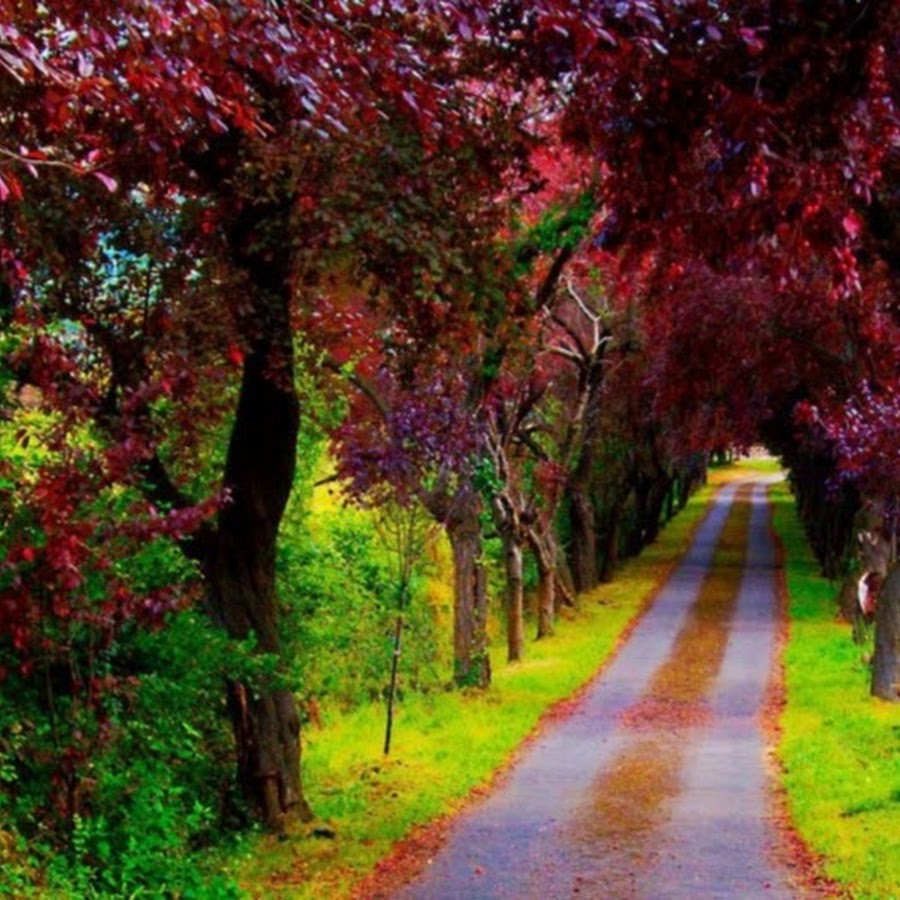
(397, 479, 806, 899)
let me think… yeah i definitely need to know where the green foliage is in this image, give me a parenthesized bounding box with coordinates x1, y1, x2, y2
(0, 604, 252, 898)
(277, 493, 445, 710)
(512, 191, 596, 280)
(235, 472, 720, 896)
(772, 481, 900, 900)
(1, 347, 447, 894)
(472, 455, 503, 501)
(0, 405, 249, 897)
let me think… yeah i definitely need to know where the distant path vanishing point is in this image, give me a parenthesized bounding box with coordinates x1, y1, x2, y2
(397, 477, 811, 900)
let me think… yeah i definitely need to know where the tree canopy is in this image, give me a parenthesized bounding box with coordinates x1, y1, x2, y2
(1, 0, 899, 892)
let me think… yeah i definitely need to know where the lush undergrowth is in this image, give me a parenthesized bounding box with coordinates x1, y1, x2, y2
(0, 455, 766, 898)
(771, 481, 900, 900)
(231, 466, 746, 897)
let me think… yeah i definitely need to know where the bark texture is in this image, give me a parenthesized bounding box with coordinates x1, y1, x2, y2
(567, 480, 599, 592)
(531, 534, 556, 639)
(204, 336, 312, 828)
(200, 206, 313, 829)
(445, 485, 491, 688)
(871, 562, 900, 701)
(599, 500, 623, 583)
(502, 532, 525, 662)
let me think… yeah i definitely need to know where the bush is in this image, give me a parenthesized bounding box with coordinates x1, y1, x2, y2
(278, 498, 445, 711)
(0, 602, 254, 898)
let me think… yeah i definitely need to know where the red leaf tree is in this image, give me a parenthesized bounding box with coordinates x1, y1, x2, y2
(0, 0, 530, 825)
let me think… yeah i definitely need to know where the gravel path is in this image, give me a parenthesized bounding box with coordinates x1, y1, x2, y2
(397, 479, 801, 899)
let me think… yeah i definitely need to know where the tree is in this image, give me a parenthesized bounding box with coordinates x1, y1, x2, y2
(816, 386, 900, 699)
(517, 0, 900, 695)
(0, 0, 531, 827)
(324, 122, 594, 679)
(482, 271, 612, 649)
(372, 500, 437, 756)
(332, 357, 494, 688)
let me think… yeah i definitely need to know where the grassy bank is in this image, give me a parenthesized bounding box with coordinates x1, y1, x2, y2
(232, 467, 751, 897)
(770, 481, 900, 900)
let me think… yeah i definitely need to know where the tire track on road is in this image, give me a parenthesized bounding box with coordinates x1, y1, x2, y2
(564, 485, 753, 897)
(397, 480, 798, 899)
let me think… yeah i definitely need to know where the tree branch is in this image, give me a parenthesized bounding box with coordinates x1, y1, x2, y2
(534, 245, 574, 311)
(322, 356, 391, 418)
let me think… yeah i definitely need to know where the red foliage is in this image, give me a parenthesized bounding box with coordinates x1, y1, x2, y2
(2, 3, 899, 830)
(804, 381, 900, 501)
(508, 2, 900, 474)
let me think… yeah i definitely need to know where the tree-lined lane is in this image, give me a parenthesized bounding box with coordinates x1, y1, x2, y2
(398, 479, 797, 899)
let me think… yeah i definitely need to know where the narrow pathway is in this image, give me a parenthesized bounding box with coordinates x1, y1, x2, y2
(397, 479, 803, 899)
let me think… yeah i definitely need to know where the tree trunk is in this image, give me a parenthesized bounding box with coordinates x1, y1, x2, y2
(568, 483, 599, 592)
(871, 562, 900, 701)
(204, 206, 313, 828)
(446, 485, 491, 688)
(837, 574, 859, 623)
(531, 535, 555, 639)
(535, 564, 555, 639)
(207, 511, 306, 831)
(665, 478, 677, 521)
(625, 478, 650, 557)
(555, 556, 577, 609)
(842, 507, 892, 622)
(204, 337, 312, 829)
(383, 606, 404, 756)
(502, 531, 525, 662)
(599, 503, 622, 582)
(678, 454, 706, 508)
(644, 477, 670, 545)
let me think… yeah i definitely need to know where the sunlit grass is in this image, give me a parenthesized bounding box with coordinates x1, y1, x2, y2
(233, 475, 737, 897)
(231, 460, 900, 899)
(708, 452, 782, 482)
(771, 481, 900, 900)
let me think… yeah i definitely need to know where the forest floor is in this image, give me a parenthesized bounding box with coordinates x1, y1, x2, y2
(368, 476, 835, 899)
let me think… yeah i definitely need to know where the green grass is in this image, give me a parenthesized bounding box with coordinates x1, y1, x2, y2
(231, 469, 751, 897)
(229, 460, 898, 898)
(770, 481, 900, 900)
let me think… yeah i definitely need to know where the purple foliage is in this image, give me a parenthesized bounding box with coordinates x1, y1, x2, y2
(333, 368, 479, 505)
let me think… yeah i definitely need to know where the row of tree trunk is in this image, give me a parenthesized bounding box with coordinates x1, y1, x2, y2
(771, 429, 899, 701)
(467, 433, 711, 669)
(566, 453, 707, 597)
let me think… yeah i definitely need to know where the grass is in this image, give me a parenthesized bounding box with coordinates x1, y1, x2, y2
(227, 459, 899, 898)
(231, 465, 757, 897)
(770, 480, 900, 900)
